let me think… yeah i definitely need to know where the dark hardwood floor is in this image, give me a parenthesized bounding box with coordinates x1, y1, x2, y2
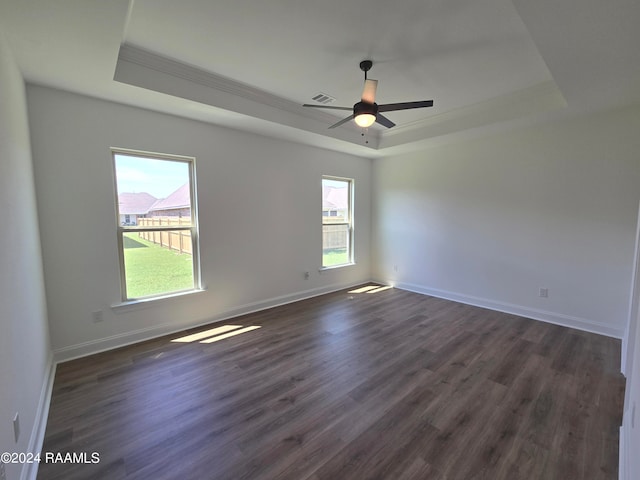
(37, 285, 625, 480)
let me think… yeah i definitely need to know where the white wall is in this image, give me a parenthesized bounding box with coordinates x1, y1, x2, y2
(625, 324, 640, 479)
(0, 36, 52, 480)
(372, 106, 640, 338)
(622, 293, 640, 479)
(621, 206, 640, 479)
(26, 85, 372, 359)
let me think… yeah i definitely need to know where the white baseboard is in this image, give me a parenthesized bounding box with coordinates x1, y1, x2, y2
(619, 406, 632, 480)
(53, 280, 364, 363)
(385, 280, 625, 339)
(55, 278, 625, 363)
(619, 425, 626, 480)
(21, 354, 56, 480)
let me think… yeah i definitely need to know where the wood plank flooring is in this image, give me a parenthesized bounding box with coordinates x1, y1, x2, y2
(37, 286, 625, 480)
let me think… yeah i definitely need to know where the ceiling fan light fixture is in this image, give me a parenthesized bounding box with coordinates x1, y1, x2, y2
(354, 113, 376, 128)
(353, 101, 378, 128)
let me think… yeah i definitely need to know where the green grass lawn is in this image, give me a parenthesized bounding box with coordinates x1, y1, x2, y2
(123, 235, 347, 298)
(123, 233, 194, 298)
(323, 248, 350, 267)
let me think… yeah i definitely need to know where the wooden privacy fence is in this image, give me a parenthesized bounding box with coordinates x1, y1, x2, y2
(323, 224, 348, 251)
(137, 217, 192, 255)
(136, 217, 346, 255)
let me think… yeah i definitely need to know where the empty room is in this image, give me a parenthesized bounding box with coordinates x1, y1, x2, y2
(1, 0, 640, 479)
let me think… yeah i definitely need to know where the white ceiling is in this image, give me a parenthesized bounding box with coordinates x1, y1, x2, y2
(1, 0, 639, 157)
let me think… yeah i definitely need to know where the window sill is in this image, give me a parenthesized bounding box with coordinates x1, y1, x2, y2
(319, 262, 356, 272)
(111, 288, 207, 314)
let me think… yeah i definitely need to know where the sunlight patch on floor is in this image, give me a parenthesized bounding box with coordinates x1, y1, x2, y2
(348, 285, 392, 294)
(199, 325, 262, 343)
(171, 324, 244, 343)
(367, 285, 392, 293)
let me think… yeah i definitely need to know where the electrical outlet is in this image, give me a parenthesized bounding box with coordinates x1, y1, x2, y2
(91, 310, 103, 323)
(539, 288, 548, 298)
(13, 412, 20, 443)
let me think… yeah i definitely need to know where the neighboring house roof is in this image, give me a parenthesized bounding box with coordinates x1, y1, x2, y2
(118, 192, 158, 215)
(323, 185, 348, 210)
(149, 183, 190, 211)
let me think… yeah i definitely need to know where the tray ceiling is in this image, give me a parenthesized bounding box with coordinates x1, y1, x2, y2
(1, 0, 639, 157)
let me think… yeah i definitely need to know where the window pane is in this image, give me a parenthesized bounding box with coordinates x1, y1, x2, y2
(122, 231, 194, 298)
(322, 178, 349, 223)
(113, 150, 199, 301)
(114, 154, 192, 226)
(323, 224, 349, 267)
(322, 176, 353, 267)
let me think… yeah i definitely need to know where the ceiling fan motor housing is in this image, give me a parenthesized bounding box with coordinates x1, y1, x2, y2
(354, 101, 378, 116)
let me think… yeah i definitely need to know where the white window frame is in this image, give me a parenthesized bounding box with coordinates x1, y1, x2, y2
(111, 148, 201, 302)
(321, 175, 354, 268)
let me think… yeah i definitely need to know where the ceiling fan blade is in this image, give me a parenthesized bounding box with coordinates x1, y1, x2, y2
(328, 115, 355, 129)
(361, 79, 378, 104)
(375, 113, 396, 128)
(378, 100, 434, 112)
(302, 104, 353, 111)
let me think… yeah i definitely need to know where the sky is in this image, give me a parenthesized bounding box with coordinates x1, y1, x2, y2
(114, 153, 190, 199)
(322, 178, 348, 189)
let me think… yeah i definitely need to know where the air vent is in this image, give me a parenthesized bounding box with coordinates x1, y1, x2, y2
(311, 92, 335, 105)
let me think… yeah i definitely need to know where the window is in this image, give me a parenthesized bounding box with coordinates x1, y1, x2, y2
(112, 149, 200, 301)
(322, 176, 353, 267)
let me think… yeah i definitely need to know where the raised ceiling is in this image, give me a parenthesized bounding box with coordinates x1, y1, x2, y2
(1, 0, 639, 157)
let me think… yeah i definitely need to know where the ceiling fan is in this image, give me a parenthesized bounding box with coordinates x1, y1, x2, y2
(303, 60, 433, 129)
